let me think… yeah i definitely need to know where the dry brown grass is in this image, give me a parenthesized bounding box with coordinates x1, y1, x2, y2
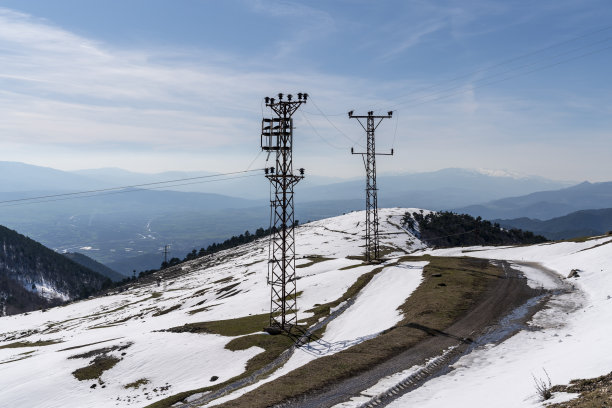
(149, 256, 502, 408)
(548, 371, 612, 407)
(0, 339, 61, 349)
(72, 356, 120, 381)
(217, 256, 502, 408)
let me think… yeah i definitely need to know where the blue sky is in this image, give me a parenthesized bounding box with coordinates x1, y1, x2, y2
(0, 0, 610, 181)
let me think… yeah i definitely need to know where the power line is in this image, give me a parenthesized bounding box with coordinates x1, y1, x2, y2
(302, 25, 612, 117)
(389, 42, 612, 111)
(387, 35, 612, 110)
(0, 169, 263, 206)
(378, 27, 612, 111)
(0, 172, 263, 207)
(246, 149, 265, 171)
(307, 96, 364, 148)
(391, 110, 399, 150)
(299, 111, 345, 150)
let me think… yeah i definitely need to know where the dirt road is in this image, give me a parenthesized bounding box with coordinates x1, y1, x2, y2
(276, 261, 558, 408)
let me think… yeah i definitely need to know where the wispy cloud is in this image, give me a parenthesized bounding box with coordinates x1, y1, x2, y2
(0, 4, 609, 181)
(248, 0, 337, 59)
(0, 7, 344, 150)
(380, 19, 448, 60)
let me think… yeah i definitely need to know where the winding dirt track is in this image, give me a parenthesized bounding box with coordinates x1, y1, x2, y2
(275, 261, 553, 408)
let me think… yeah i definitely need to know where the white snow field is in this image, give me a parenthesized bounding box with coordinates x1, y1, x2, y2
(383, 236, 612, 408)
(0, 208, 426, 408)
(1, 208, 611, 408)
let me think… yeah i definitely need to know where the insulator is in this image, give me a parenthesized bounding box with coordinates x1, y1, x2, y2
(388, 111, 393, 116)
(303, 93, 308, 100)
(297, 93, 303, 100)
(278, 93, 283, 100)
(287, 94, 292, 101)
(299, 168, 305, 175)
(265, 97, 270, 104)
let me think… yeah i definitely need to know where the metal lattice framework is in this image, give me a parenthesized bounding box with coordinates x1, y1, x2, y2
(261, 92, 307, 332)
(349, 110, 393, 263)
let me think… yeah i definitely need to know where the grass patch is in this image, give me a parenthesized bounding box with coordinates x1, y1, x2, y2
(549, 371, 612, 407)
(297, 256, 333, 269)
(216, 282, 240, 295)
(226, 334, 295, 373)
(218, 256, 504, 408)
(148, 268, 384, 408)
(150, 292, 163, 299)
(561, 235, 601, 243)
(0, 355, 34, 365)
(578, 238, 612, 252)
(125, 378, 150, 389)
(188, 304, 219, 315)
(346, 255, 366, 262)
(144, 328, 295, 408)
(0, 339, 61, 349)
(212, 277, 233, 285)
(72, 356, 120, 381)
(68, 343, 132, 360)
(153, 304, 182, 316)
(146, 264, 391, 408)
(301, 265, 383, 330)
(166, 313, 270, 337)
(191, 288, 210, 298)
(286, 291, 303, 302)
(218, 290, 241, 300)
(339, 262, 367, 271)
(58, 338, 122, 352)
(378, 245, 400, 258)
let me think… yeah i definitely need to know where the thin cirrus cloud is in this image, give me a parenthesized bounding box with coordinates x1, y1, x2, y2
(0, 6, 369, 153)
(0, 3, 610, 181)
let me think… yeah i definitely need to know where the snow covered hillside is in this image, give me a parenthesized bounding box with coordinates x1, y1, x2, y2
(386, 237, 612, 408)
(0, 208, 426, 408)
(1, 207, 610, 408)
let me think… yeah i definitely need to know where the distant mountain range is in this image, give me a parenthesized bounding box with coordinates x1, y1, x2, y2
(496, 208, 612, 240)
(455, 181, 612, 220)
(302, 168, 572, 209)
(0, 161, 602, 274)
(0, 161, 570, 202)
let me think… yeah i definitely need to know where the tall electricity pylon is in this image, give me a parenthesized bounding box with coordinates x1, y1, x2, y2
(349, 110, 393, 263)
(261, 92, 308, 334)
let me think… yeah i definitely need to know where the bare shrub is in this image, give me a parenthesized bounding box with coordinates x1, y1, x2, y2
(533, 368, 553, 400)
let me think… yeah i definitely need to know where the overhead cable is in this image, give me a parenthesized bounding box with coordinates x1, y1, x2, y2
(0, 169, 263, 207)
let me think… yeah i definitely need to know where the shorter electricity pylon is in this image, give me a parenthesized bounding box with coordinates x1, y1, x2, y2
(349, 110, 393, 262)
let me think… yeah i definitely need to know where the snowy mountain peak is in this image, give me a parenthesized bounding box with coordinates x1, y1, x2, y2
(474, 168, 528, 179)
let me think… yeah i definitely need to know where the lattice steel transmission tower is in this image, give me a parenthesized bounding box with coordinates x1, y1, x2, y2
(349, 110, 393, 263)
(261, 92, 308, 334)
